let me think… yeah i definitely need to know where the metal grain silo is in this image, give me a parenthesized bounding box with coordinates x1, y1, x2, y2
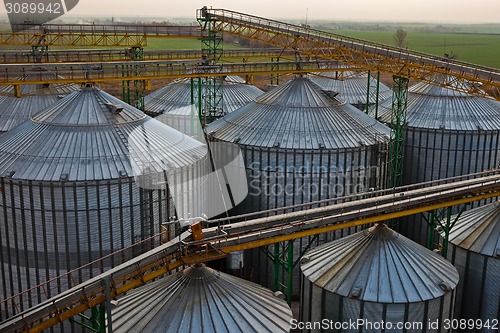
(374, 79, 500, 244)
(444, 201, 499, 330)
(144, 76, 264, 134)
(0, 86, 208, 326)
(110, 263, 293, 333)
(0, 75, 77, 135)
(207, 76, 390, 296)
(308, 71, 392, 111)
(300, 223, 459, 333)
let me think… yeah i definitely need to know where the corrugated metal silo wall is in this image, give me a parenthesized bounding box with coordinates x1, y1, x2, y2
(0, 177, 172, 332)
(300, 279, 456, 333)
(447, 245, 499, 331)
(228, 143, 388, 297)
(399, 128, 500, 245)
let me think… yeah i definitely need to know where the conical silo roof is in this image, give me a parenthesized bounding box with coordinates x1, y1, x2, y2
(301, 223, 459, 303)
(375, 80, 500, 131)
(0, 74, 78, 134)
(109, 263, 293, 333)
(446, 201, 500, 257)
(207, 76, 390, 149)
(144, 76, 264, 117)
(0, 86, 207, 181)
(308, 71, 392, 106)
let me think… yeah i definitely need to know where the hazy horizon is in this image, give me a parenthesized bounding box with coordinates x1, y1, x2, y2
(1, 1, 500, 24)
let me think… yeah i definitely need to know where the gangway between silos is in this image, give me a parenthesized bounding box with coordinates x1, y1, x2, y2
(0, 170, 499, 333)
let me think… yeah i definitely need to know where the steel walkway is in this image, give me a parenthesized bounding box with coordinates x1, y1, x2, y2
(0, 170, 499, 333)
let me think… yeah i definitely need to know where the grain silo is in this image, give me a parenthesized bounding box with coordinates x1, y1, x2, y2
(443, 201, 499, 330)
(109, 263, 293, 333)
(0, 74, 77, 135)
(0, 85, 208, 327)
(207, 76, 390, 296)
(300, 223, 459, 333)
(308, 71, 392, 111)
(144, 76, 264, 134)
(374, 79, 500, 244)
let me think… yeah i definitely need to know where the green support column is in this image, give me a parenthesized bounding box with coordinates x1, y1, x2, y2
(387, 75, 409, 189)
(365, 70, 371, 114)
(197, 7, 224, 125)
(122, 46, 145, 110)
(436, 204, 468, 257)
(386, 76, 409, 229)
(286, 240, 294, 305)
(31, 45, 48, 63)
(374, 71, 381, 119)
(69, 304, 106, 332)
(273, 243, 280, 292)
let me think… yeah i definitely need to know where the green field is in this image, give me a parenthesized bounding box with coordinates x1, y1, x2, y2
(325, 29, 500, 69)
(144, 29, 500, 69)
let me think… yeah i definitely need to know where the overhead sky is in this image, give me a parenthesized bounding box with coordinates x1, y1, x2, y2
(68, 0, 499, 23)
(1, 0, 500, 23)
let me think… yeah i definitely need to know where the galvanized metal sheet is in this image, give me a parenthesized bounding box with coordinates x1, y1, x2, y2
(109, 264, 292, 333)
(374, 80, 500, 131)
(447, 201, 500, 257)
(0, 74, 78, 134)
(144, 76, 264, 117)
(301, 224, 459, 303)
(308, 71, 392, 108)
(0, 87, 207, 181)
(208, 77, 390, 150)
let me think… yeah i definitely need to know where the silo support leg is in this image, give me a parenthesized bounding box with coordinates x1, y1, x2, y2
(266, 236, 318, 305)
(436, 204, 469, 258)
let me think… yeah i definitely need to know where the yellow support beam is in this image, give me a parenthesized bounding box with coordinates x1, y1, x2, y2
(2, 171, 499, 333)
(204, 8, 500, 98)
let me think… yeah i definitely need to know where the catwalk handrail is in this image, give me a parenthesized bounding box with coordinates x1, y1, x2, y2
(0, 48, 295, 64)
(204, 8, 500, 84)
(0, 170, 499, 333)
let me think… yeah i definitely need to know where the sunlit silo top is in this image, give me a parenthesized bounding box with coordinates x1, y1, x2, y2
(446, 201, 500, 257)
(308, 71, 392, 106)
(110, 263, 293, 333)
(0, 74, 78, 133)
(0, 86, 207, 181)
(301, 223, 459, 303)
(376, 80, 500, 131)
(144, 76, 264, 116)
(207, 76, 390, 149)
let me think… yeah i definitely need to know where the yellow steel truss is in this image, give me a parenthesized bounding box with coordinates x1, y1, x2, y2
(204, 9, 500, 97)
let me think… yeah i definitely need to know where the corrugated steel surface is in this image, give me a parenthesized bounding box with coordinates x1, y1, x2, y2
(301, 224, 459, 331)
(376, 80, 500, 131)
(208, 76, 390, 149)
(144, 76, 264, 117)
(0, 75, 78, 134)
(0, 86, 207, 181)
(208, 77, 390, 297)
(447, 201, 500, 256)
(301, 223, 458, 301)
(445, 201, 499, 326)
(373, 80, 500, 245)
(110, 264, 292, 333)
(0, 87, 209, 331)
(308, 71, 392, 109)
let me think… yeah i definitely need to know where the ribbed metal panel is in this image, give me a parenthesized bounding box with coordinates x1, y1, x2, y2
(0, 75, 78, 134)
(0, 87, 208, 329)
(208, 77, 390, 150)
(144, 76, 264, 117)
(373, 80, 500, 244)
(446, 201, 500, 331)
(109, 263, 292, 333)
(208, 77, 390, 296)
(300, 224, 459, 333)
(308, 71, 392, 110)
